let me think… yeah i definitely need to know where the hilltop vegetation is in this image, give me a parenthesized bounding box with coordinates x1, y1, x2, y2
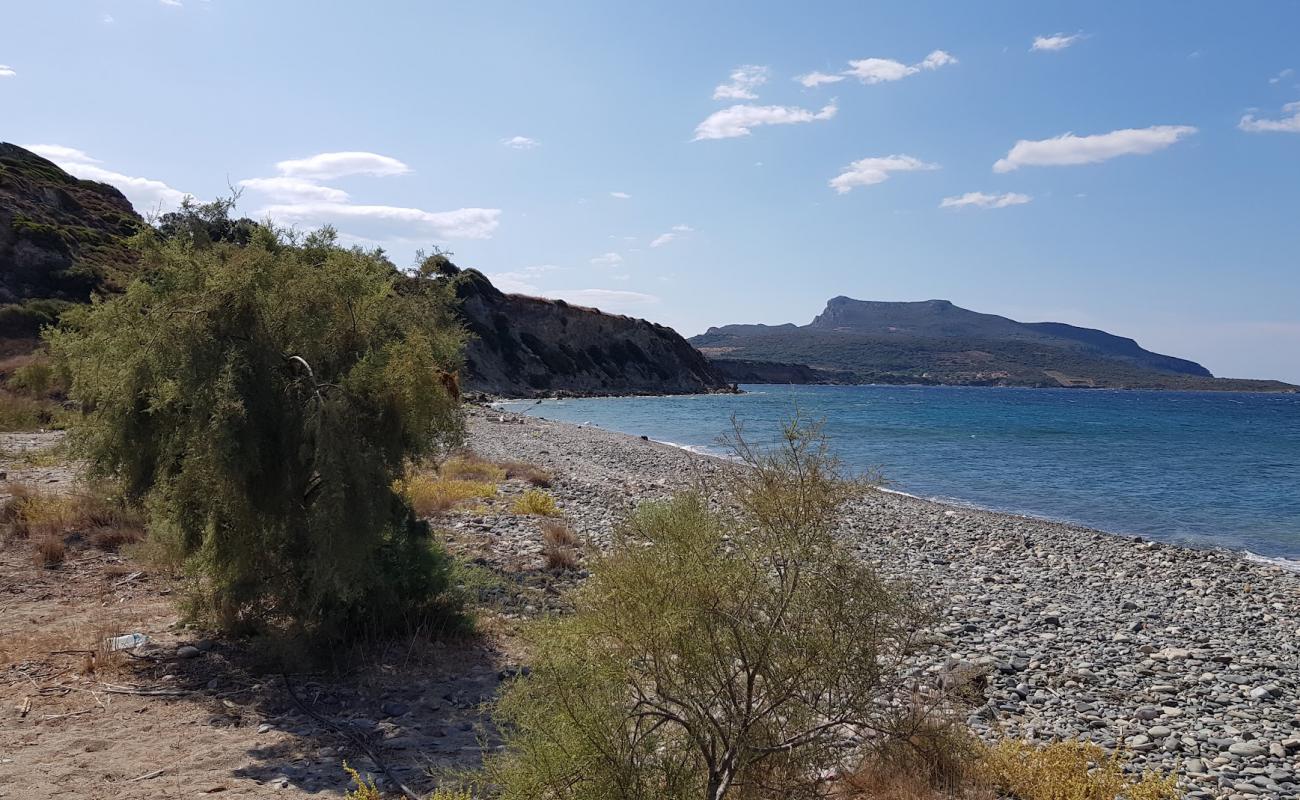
(0, 142, 141, 337)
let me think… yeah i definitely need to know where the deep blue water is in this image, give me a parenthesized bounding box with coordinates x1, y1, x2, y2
(498, 385, 1300, 560)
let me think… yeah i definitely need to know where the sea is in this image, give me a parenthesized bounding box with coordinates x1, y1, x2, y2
(496, 385, 1300, 563)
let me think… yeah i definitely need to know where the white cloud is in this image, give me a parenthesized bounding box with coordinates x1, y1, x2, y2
(275, 151, 409, 180)
(485, 265, 563, 295)
(24, 143, 187, 211)
(590, 252, 624, 267)
(843, 58, 915, 84)
(546, 289, 659, 312)
(829, 154, 938, 194)
(501, 135, 540, 150)
(1031, 33, 1084, 52)
(712, 65, 768, 100)
(238, 176, 350, 203)
(1268, 68, 1294, 85)
(102, 14, 115, 23)
(0, 65, 15, 78)
(25, 144, 99, 163)
(940, 191, 1032, 209)
(1239, 101, 1300, 133)
(842, 50, 956, 84)
(796, 71, 845, 88)
(261, 202, 500, 239)
(650, 224, 694, 248)
(919, 50, 958, 70)
(609, 191, 631, 199)
(693, 101, 837, 141)
(993, 125, 1197, 172)
(160, 0, 182, 6)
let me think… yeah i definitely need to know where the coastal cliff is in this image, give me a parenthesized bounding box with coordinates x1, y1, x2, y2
(451, 268, 732, 397)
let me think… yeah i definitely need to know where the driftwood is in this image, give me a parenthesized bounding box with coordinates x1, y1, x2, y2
(282, 672, 422, 800)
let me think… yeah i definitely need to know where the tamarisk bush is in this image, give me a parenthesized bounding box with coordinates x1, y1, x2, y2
(49, 204, 466, 641)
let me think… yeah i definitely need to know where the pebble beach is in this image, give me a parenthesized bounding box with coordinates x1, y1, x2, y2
(467, 405, 1300, 800)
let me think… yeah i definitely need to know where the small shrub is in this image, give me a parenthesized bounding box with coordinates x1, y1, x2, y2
(342, 763, 381, 800)
(979, 740, 1179, 800)
(0, 390, 46, 431)
(501, 460, 553, 487)
(487, 417, 935, 800)
(512, 489, 558, 516)
(540, 520, 579, 571)
(441, 452, 507, 483)
(35, 533, 66, 567)
(399, 472, 498, 516)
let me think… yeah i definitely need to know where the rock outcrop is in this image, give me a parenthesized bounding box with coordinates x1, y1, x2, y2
(452, 268, 732, 397)
(0, 142, 141, 337)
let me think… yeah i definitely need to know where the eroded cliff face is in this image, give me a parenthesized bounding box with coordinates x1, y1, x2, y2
(452, 269, 731, 397)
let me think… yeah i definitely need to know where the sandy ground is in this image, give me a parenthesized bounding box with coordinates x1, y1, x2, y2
(0, 433, 520, 800)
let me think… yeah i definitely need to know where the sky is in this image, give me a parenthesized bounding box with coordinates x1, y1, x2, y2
(3, 1, 1299, 382)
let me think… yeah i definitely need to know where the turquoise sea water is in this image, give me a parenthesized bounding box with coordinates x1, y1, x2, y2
(498, 385, 1300, 561)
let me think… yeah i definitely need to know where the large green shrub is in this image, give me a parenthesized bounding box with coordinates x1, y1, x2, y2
(487, 419, 938, 800)
(48, 212, 467, 641)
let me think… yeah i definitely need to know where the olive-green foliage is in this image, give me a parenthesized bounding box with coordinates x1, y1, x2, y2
(487, 418, 935, 800)
(47, 208, 467, 641)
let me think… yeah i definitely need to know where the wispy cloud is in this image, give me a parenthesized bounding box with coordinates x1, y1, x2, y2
(0, 64, 15, 78)
(993, 125, 1197, 172)
(160, 0, 183, 7)
(609, 191, 632, 199)
(1031, 33, 1084, 52)
(940, 191, 1032, 209)
(549, 289, 659, 312)
(1239, 101, 1300, 133)
(841, 50, 956, 84)
(796, 71, 845, 88)
(693, 101, 837, 141)
(650, 224, 694, 248)
(275, 151, 410, 180)
(590, 252, 624, 267)
(102, 14, 115, 23)
(501, 135, 540, 150)
(1268, 68, 1294, 85)
(713, 65, 769, 100)
(24, 143, 187, 211)
(237, 176, 350, 203)
(829, 154, 938, 194)
(261, 202, 501, 239)
(240, 150, 500, 239)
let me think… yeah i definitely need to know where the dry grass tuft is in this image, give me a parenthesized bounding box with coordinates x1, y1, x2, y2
(978, 739, 1179, 800)
(541, 520, 580, 571)
(398, 471, 498, 516)
(2, 483, 146, 549)
(512, 489, 559, 517)
(441, 451, 508, 483)
(34, 533, 65, 567)
(501, 460, 554, 487)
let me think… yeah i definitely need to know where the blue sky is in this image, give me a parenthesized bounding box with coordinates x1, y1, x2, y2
(3, 1, 1299, 381)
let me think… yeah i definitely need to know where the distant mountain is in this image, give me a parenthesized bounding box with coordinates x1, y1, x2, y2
(0, 142, 142, 337)
(451, 267, 733, 398)
(692, 297, 1296, 391)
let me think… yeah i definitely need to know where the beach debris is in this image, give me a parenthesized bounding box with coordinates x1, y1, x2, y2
(105, 633, 149, 651)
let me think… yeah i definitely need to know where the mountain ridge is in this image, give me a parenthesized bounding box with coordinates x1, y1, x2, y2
(693, 296, 1295, 391)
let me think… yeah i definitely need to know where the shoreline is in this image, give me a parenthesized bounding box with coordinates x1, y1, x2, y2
(491, 397, 1300, 571)
(468, 405, 1300, 798)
